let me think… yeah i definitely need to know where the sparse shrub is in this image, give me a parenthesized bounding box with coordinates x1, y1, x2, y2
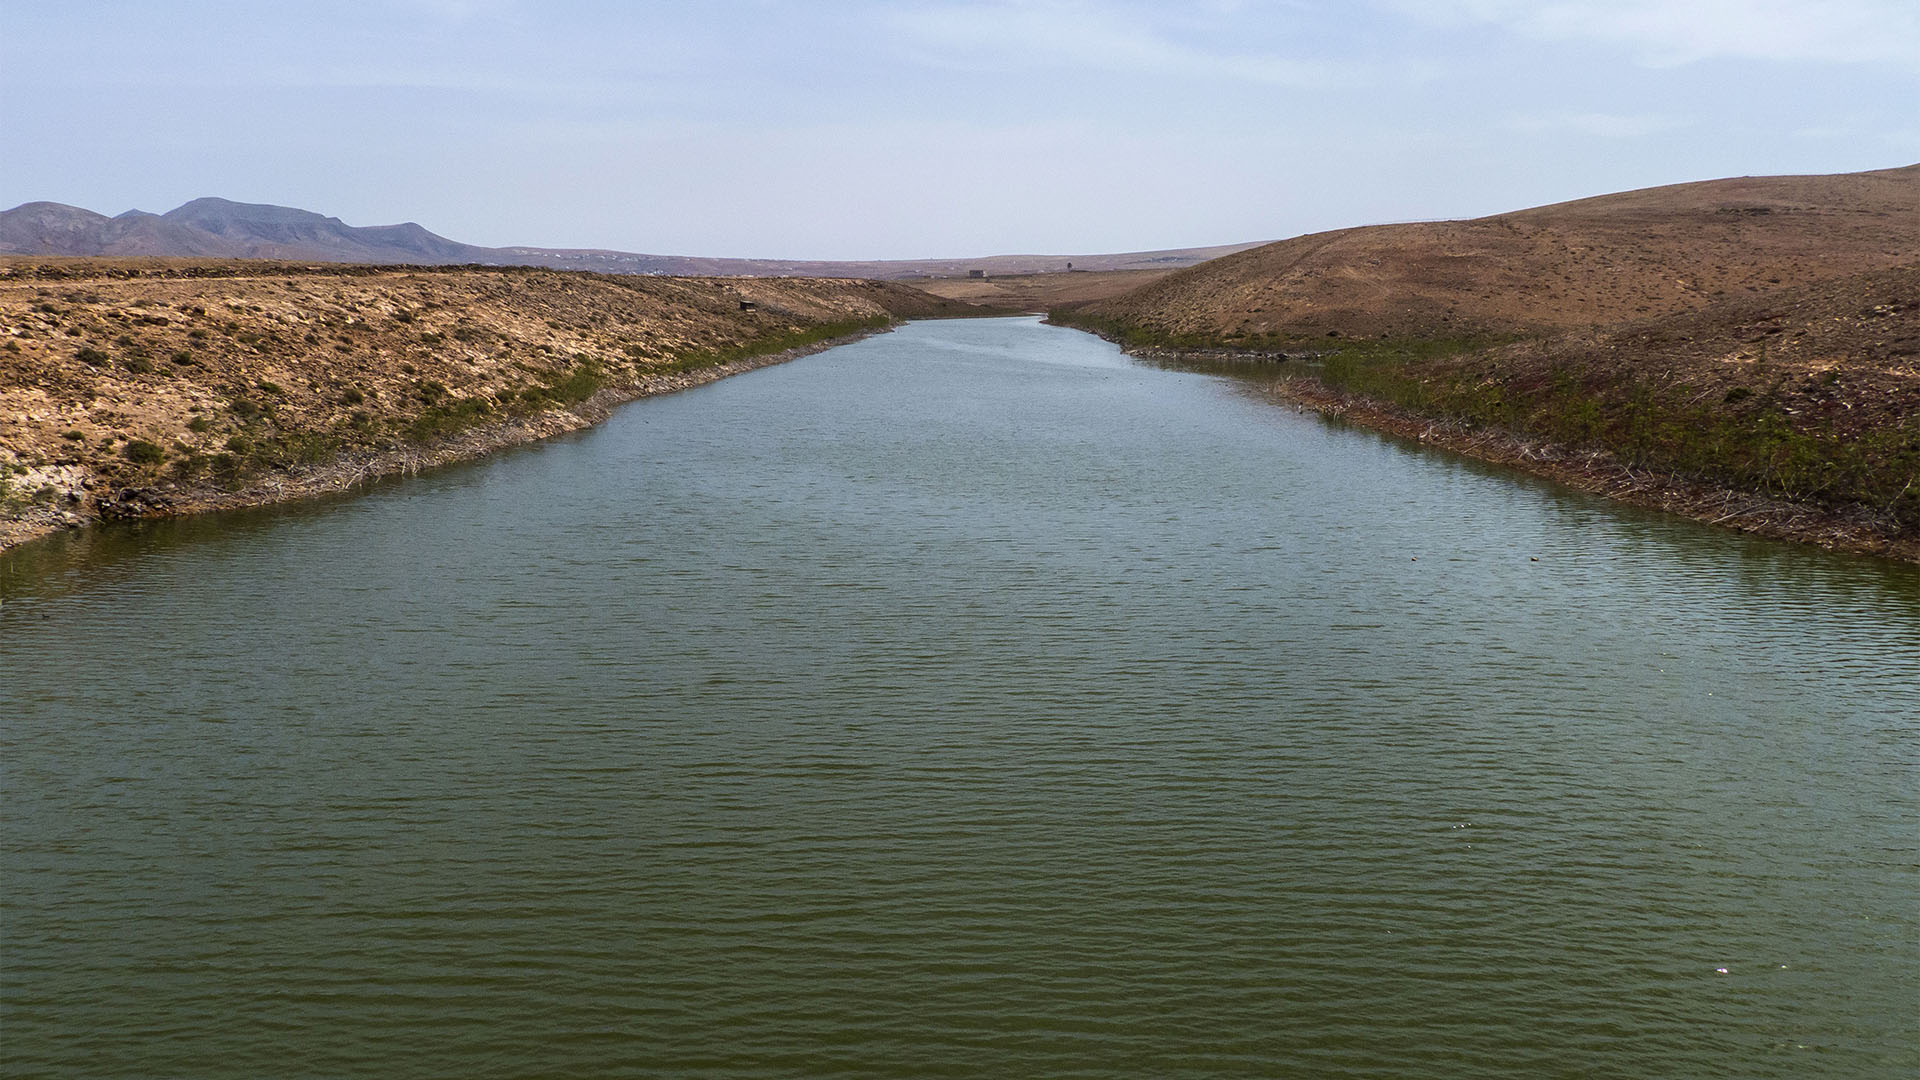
(186, 417, 213, 433)
(228, 398, 262, 420)
(123, 440, 165, 465)
(61, 429, 86, 441)
(257, 381, 284, 396)
(123, 356, 153, 374)
(1724, 387, 1753, 404)
(171, 350, 196, 366)
(77, 347, 109, 366)
(188, 328, 209, 341)
(340, 388, 365, 405)
(225, 435, 252, 453)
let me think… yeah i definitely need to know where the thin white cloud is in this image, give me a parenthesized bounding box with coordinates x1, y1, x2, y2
(1506, 111, 1690, 138)
(885, 0, 1365, 87)
(1395, 0, 1920, 67)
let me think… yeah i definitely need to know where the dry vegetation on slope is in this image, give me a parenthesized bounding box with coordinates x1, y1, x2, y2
(1277, 267, 1920, 556)
(0, 259, 975, 548)
(1067, 165, 1919, 347)
(912, 269, 1175, 312)
(1054, 165, 1920, 557)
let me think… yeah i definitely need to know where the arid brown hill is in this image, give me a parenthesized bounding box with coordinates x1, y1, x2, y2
(0, 260, 976, 548)
(1071, 164, 1920, 346)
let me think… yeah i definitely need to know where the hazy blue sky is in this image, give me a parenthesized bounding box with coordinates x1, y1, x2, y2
(3, 1, 1916, 259)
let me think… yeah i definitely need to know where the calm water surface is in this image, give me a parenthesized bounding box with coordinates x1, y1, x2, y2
(4, 317, 1917, 1078)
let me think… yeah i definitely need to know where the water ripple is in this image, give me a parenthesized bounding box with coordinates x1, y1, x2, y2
(3, 317, 1917, 1079)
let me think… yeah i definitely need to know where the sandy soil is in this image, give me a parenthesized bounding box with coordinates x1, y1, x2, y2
(1078, 165, 1920, 344)
(912, 269, 1175, 311)
(1, 260, 977, 549)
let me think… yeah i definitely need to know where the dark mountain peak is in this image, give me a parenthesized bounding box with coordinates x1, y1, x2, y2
(3, 200, 109, 223)
(163, 197, 341, 229)
(0, 202, 121, 255)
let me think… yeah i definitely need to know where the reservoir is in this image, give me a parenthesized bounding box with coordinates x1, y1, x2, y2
(3, 316, 1916, 1077)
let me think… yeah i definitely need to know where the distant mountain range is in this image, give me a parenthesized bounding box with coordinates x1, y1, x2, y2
(0, 197, 1261, 279)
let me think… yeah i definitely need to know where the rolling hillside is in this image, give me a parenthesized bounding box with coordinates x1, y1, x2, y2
(1068, 165, 1920, 346)
(1055, 164, 1920, 558)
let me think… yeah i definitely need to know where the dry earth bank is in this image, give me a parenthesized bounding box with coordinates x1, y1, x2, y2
(1068, 165, 1920, 346)
(1, 259, 976, 549)
(911, 269, 1175, 312)
(1053, 166, 1920, 560)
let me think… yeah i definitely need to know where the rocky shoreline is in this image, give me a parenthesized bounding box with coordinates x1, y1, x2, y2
(1246, 360, 1916, 563)
(2, 261, 985, 553)
(0, 329, 880, 552)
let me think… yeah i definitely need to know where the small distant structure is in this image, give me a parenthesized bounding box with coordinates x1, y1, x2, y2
(1065, 262, 1072, 270)
(738, 300, 757, 311)
(967, 269, 984, 279)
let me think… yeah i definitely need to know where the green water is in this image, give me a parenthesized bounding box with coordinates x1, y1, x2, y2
(3, 317, 1916, 1078)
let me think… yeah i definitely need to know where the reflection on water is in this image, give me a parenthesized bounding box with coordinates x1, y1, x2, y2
(4, 317, 1917, 1079)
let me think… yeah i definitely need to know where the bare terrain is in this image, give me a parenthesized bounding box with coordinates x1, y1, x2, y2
(1056, 165, 1920, 558)
(912, 269, 1174, 311)
(0, 259, 977, 549)
(1070, 165, 1920, 346)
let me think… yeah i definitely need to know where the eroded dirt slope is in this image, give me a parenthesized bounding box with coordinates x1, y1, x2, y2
(1, 260, 975, 547)
(1075, 164, 1920, 345)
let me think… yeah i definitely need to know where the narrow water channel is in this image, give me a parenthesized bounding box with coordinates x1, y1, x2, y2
(4, 317, 1916, 1078)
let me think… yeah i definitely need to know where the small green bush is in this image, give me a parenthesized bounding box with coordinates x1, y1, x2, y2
(77, 347, 110, 366)
(124, 440, 165, 465)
